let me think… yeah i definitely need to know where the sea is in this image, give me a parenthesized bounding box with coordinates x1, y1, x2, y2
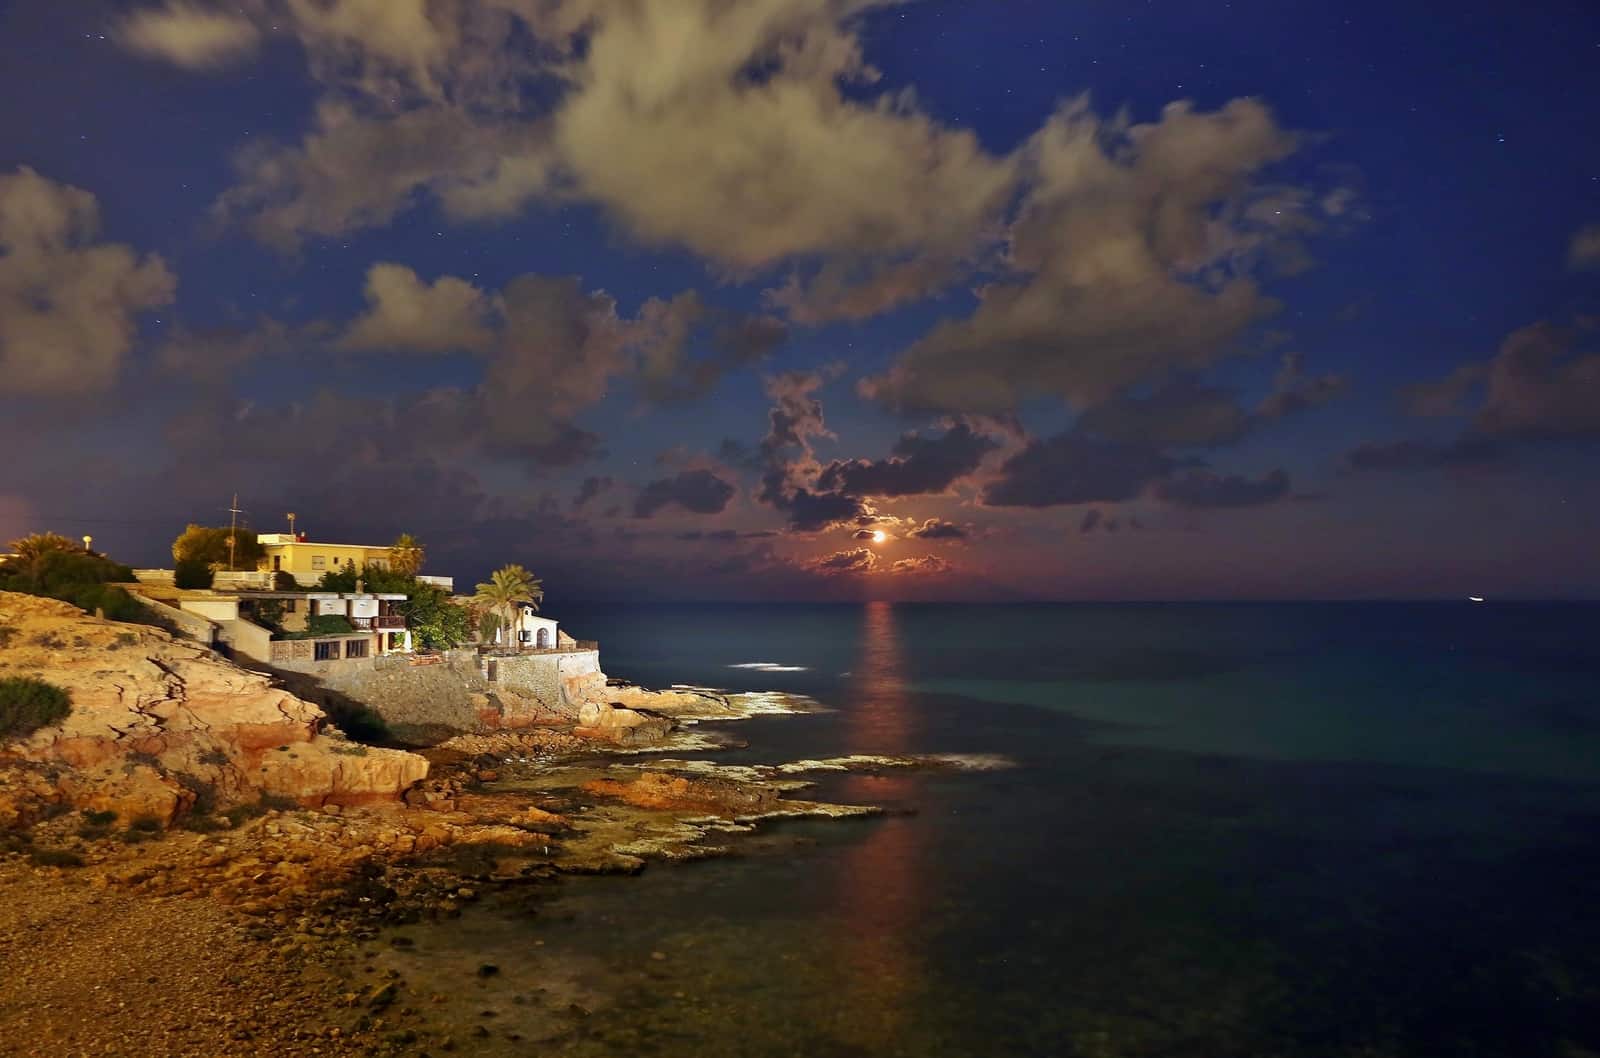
(398, 601, 1600, 1057)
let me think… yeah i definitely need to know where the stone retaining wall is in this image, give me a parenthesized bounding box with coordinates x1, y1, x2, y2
(491, 650, 602, 714)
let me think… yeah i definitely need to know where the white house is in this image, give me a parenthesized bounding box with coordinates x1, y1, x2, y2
(513, 605, 560, 650)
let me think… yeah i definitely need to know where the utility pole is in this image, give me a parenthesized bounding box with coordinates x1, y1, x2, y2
(227, 493, 242, 571)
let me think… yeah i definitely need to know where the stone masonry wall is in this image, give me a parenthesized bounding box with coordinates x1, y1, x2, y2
(269, 650, 489, 744)
(493, 650, 602, 717)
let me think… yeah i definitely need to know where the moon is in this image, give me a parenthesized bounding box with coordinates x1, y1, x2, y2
(872, 530, 888, 544)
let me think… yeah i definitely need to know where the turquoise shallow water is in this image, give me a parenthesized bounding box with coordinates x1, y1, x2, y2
(414, 602, 1600, 1056)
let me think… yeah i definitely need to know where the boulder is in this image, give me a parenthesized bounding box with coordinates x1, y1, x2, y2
(574, 702, 673, 746)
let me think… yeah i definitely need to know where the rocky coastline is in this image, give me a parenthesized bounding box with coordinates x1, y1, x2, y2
(0, 593, 971, 1057)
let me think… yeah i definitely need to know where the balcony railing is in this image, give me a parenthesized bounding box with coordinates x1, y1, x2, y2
(350, 615, 406, 631)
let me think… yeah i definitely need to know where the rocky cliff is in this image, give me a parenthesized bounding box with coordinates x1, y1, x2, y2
(0, 592, 427, 827)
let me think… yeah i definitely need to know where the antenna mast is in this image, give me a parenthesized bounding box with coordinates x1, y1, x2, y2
(227, 493, 242, 571)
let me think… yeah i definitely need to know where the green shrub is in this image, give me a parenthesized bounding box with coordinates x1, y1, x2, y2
(173, 558, 213, 590)
(29, 848, 84, 868)
(306, 614, 355, 636)
(0, 677, 71, 739)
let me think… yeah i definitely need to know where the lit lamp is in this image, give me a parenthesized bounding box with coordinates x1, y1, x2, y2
(82, 535, 93, 553)
(287, 512, 297, 537)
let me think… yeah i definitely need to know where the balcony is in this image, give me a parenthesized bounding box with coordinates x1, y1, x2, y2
(350, 614, 406, 631)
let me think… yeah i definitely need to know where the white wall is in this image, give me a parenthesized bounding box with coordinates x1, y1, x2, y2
(180, 596, 240, 622)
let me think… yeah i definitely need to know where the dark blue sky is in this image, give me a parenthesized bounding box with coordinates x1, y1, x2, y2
(1, 0, 1597, 600)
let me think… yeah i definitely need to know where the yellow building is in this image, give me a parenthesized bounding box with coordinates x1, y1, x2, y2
(255, 533, 395, 586)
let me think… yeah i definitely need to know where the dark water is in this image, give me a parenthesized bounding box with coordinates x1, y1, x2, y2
(445, 603, 1600, 1056)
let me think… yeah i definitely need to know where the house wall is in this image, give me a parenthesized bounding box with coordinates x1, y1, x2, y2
(255, 541, 391, 585)
(129, 593, 217, 645)
(513, 613, 560, 648)
(179, 596, 240, 623)
(219, 616, 274, 665)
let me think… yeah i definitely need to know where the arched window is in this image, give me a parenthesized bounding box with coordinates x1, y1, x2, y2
(537, 627, 551, 649)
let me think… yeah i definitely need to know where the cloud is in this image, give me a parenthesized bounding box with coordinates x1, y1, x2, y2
(634, 291, 788, 404)
(906, 518, 968, 540)
(0, 167, 176, 396)
(981, 433, 1178, 508)
(1155, 469, 1290, 508)
(753, 367, 871, 531)
(156, 318, 310, 384)
(213, 101, 545, 252)
(865, 98, 1333, 414)
(548, 0, 1015, 283)
(886, 554, 953, 575)
(1470, 323, 1600, 440)
(1256, 351, 1348, 420)
(1569, 224, 1600, 269)
(782, 489, 868, 533)
(339, 263, 495, 353)
(807, 547, 878, 575)
(1404, 362, 1486, 418)
(1342, 437, 1504, 473)
(118, 1, 261, 70)
(167, 0, 1012, 308)
(1404, 322, 1600, 441)
(817, 422, 998, 497)
(573, 475, 614, 510)
(1072, 353, 1345, 449)
(632, 469, 737, 519)
(1075, 379, 1253, 447)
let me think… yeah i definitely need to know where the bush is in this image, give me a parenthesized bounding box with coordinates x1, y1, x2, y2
(0, 677, 71, 739)
(305, 614, 355, 636)
(29, 848, 84, 868)
(173, 558, 214, 590)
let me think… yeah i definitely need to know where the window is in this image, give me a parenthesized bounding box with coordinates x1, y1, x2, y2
(345, 638, 369, 659)
(283, 599, 297, 613)
(311, 555, 326, 570)
(313, 640, 339, 661)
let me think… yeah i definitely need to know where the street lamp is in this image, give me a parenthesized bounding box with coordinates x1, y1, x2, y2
(82, 535, 93, 553)
(287, 512, 297, 538)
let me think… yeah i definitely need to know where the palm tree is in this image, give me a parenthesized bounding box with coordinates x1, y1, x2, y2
(388, 533, 425, 577)
(472, 564, 544, 649)
(7, 532, 78, 579)
(10, 532, 77, 563)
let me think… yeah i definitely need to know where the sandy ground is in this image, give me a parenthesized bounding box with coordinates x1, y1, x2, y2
(0, 860, 405, 1058)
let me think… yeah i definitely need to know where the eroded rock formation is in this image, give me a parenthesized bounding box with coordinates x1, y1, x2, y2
(0, 592, 428, 825)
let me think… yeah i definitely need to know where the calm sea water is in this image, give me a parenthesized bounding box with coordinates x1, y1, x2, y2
(431, 602, 1600, 1056)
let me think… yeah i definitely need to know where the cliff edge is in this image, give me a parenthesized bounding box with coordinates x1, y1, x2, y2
(0, 592, 427, 827)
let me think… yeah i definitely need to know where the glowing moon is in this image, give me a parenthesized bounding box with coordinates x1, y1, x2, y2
(872, 530, 888, 544)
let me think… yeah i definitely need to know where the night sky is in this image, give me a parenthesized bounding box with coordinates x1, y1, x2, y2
(1, 0, 1597, 601)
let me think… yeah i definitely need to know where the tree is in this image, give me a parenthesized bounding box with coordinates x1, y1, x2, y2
(403, 583, 471, 650)
(473, 564, 543, 647)
(0, 540, 141, 621)
(9, 532, 78, 567)
(388, 533, 425, 577)
(171, 524, 266, 571)
(173, 558, 213, 590)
